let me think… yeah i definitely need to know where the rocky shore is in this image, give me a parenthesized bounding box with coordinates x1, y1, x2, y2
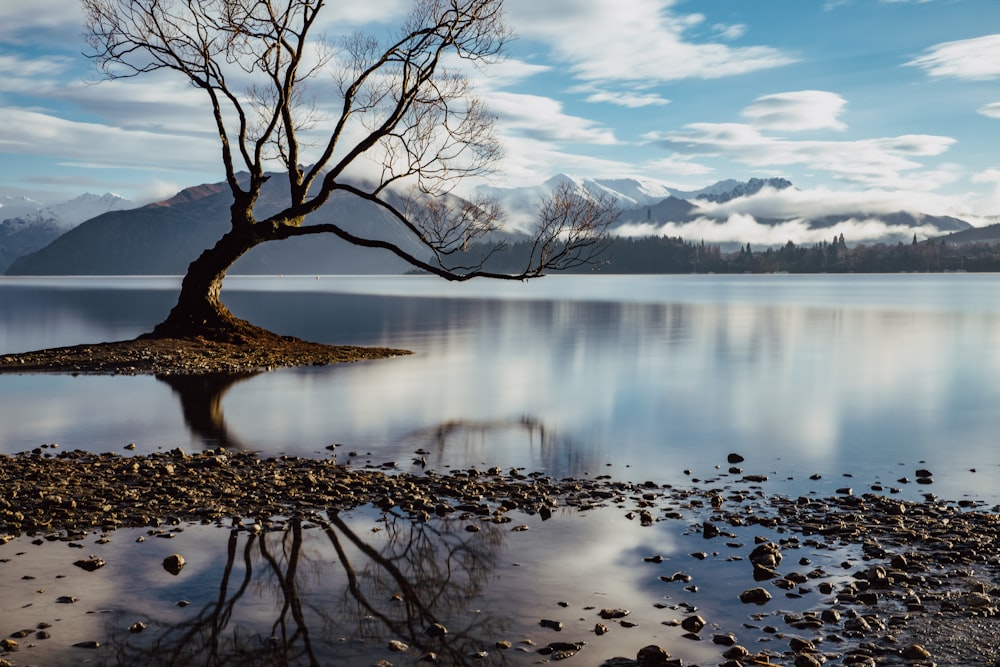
(0, 336, 409, 376)
(2, 446, 1000, 666)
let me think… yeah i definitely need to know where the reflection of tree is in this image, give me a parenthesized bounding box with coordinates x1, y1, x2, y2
(101, 511, 515, 666)
(404, 417, 599, 478)
(157, 372, 258, 450)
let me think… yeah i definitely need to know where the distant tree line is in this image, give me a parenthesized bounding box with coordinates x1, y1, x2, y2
(466, 234, 1000, 274)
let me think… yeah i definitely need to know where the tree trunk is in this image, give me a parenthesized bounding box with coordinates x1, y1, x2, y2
(143, 225, 269, 342)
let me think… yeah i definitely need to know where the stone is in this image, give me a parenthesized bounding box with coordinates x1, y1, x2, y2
(739, 587, 772, 605)
(162, 553, 185, 575)
(636, 644, 671, 667)
(722, 645, 749, 660)
(539, 619, 563, 631)
(712, 632, 737, 646)
(73, 556, 106, 572)
(901, 644, 931, 660)
(129, 621, 146, 633)
(388, 639, 408, 652)
(680, 615, 705, 633)
(425, 623, 448, 637)
(599, 608, 630, 619)
(727, 453, 745, 464)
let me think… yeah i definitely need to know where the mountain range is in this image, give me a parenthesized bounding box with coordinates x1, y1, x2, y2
(0, 193, 134, 272)
(4, 175, 994, 275)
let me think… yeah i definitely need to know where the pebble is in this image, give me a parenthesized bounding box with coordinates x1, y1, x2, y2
(162, 553, 185, 575)
(739, 587, 772, 605)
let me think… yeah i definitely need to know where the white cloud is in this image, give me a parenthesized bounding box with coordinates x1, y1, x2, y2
(694, 183, 966, 220)
(489, 92, 618, 145)
(712, 23, 747, 40)
(741, 91, 848, 132)
(649, 122, 955, 188)
(643, 155, 716, 177)
(580, 88, 671, 108)
(0, 108, 217, 172)
(616, 213, 948, 247)
(503, 0, 795, 84)
(0, 2, 84, 38)
(978, 102, 1000, 119)
(907, 34, 1000, 80)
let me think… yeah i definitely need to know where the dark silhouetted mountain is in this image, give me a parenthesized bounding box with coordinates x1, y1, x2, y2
(938, 222, 1000, 244)
(0, 216, 63, 273)
(7, 177, 428, 276)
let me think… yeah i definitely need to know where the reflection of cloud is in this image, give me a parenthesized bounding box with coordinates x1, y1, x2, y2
(211, 278, 1000, 485)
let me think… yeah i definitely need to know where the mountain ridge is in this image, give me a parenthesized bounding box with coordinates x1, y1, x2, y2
(4, 174, 980, 275)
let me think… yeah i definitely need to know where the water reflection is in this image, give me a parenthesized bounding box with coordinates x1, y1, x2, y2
(101, 513, 513, 666)
(157, 373, 259, 450)
(3, 275, 1000, 502)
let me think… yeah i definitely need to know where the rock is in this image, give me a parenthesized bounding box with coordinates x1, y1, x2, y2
(901, 644, 931, 660)
(425, 623, 448, 637)
(820, 608, 841, 624)
(162, 553, 185, 575)
(539, 619, 563, 631)
(703, 521, 720, 538)
(680, 615, 705, 633)
(73, 556, 106, 572)
(540, 641, 584, 659)
(388, 639, 408, 652)
(600, 608, 630, 619)
(713, 632, 737, 646)
(636, 644, 671, 667)
(727, 453, 745, 464)
(595, 623, 609, 635)
(739, 587, 772, 605)
(129, 621, 146, 633)
(73, 640, 101, 649)
(795, 654, 824, 667)
(722, 645, 749, 660)
(789, 637, 815, 652)
(749, 542, 782, 569)
(965, 591, 992, 607)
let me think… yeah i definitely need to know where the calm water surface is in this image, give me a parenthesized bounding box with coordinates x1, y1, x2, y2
(2, 274, 998, 499)
(1, 273, 998, 665)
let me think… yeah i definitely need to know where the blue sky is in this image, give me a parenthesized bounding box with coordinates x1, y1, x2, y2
(4, 0, 1000, 226)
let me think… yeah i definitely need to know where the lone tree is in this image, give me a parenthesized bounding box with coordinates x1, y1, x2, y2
(82, 0, 616, 343)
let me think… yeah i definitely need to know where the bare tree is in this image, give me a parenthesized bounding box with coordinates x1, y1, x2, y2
(82, 0, 615, 342)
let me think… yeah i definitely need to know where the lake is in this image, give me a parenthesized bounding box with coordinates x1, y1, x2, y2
(1, 273, 998, 665)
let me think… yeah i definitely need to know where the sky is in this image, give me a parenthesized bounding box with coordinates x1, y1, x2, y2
(4, 0, 1000, 228)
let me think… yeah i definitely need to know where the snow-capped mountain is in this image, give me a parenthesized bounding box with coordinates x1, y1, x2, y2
(0, 192, 135, 272)
(0, 192, 134, 227)
(0, 195, 48, 222)
(674, 177, 793, 203)
(478, 174, 974, 247)
(476, 174, 791, 214)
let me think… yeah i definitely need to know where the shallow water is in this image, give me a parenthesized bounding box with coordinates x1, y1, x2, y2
(2, 273, 999, 665)
(2, 274, 999, 501)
